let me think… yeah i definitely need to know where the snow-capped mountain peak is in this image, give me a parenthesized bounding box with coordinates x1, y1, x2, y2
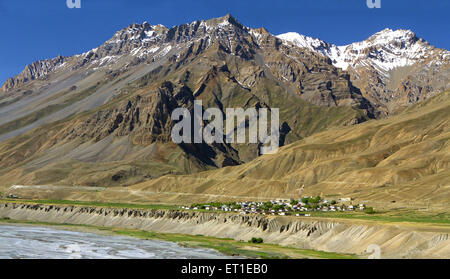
(277, 28, 448, 76)
(276, 32, 333, 54)
(277, 28, 449, 108)
(367, 28, 418, 45)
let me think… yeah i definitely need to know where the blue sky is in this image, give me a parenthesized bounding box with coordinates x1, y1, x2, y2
(0, 0, 449, 84)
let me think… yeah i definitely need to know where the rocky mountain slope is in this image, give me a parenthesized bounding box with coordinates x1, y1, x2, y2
(0, 15, 375, 187)
(0, 15, 448, 192)
(278, 29, 450, 112)
(1, 55, 67, 92)
(119, 90, 450, 209)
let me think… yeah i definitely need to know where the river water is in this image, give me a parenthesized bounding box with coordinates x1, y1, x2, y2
(0, 224, 233, 259)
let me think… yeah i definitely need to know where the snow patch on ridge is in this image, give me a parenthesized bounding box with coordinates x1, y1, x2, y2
(277, 29, 449, 75)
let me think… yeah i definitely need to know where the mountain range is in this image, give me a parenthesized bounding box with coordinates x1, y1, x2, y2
(279, 28, 449, 112)
(0, 15, 448, 208)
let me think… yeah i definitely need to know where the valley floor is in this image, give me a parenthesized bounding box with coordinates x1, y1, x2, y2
(0, 199, 449, 259)
(1, 198, 449, 227)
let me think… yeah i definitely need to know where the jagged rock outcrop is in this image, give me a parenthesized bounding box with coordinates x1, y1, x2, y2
(57, 82, 189, 145)
(2, 14, 375, 114)
(1, 55, 66, 91)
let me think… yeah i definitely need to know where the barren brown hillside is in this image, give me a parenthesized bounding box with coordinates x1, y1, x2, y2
(116, 90, 449, 209)
(5, 91, 449, 211)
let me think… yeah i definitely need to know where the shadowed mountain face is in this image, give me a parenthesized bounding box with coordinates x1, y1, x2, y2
(0, 15, 446, 190)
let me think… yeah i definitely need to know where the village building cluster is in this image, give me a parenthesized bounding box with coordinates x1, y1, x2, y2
(181, 197, 369, 216)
